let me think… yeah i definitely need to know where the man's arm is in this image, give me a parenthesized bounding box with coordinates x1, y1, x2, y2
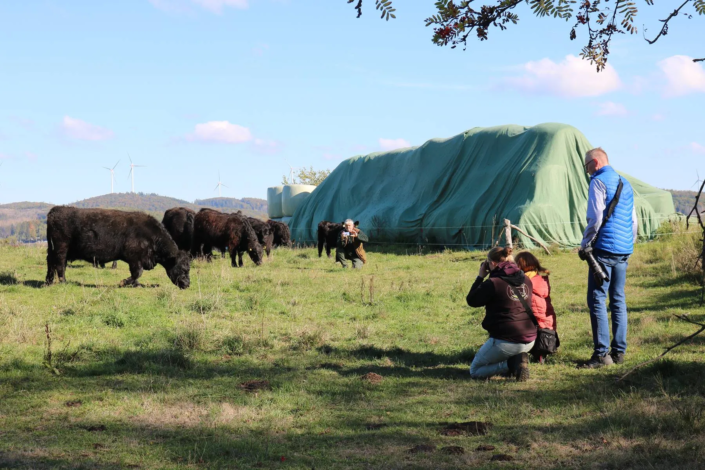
(632, 206, 638, 243)
(356, 230, 369, 242)
(580, 179, 607, 249)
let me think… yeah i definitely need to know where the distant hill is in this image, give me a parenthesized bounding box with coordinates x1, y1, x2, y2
(0, 192, 268, 241)
(194, 197, 268, 213)
(668, 190, 705, 215)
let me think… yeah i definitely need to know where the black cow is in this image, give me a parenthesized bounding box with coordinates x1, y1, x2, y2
(191, 208, 263, 267)
(45, 206, 190, 289)
(318, 220, 359, 257)
(162, 207, 196, 252)
(237, 217, 273, 266)
(267, 220, 292, 248)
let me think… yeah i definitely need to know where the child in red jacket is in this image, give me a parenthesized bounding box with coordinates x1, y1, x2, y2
(515, 252, 557, 363)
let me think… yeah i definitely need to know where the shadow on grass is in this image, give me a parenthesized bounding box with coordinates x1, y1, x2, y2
(317, 344, 476, 367)
(0, 272, 19, 285)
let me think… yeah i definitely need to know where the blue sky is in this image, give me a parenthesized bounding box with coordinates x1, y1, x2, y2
(0, 1, 703, 204)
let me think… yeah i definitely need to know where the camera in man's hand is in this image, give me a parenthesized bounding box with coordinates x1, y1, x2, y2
(579, 246, 609, 287)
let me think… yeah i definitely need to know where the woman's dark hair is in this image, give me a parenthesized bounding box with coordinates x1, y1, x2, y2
(487, 246, 513, 263)
(515, 251, 550, 274)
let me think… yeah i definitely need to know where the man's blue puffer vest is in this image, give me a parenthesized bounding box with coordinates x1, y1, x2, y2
(592, 166, 635, 255)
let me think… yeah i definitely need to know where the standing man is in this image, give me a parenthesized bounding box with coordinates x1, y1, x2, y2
(336, 219, 369, 269)
(580, 148, 638, 368)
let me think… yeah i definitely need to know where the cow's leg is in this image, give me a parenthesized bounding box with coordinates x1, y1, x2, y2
(45, 250, 58, 285)
(238, 251, 244, 267)
(326, 242, 332, 258)
(121, 263, 143, 287)
(318, 236, 324, 257)
(266, 237, 272, 259)
(111, 261, 118, 269)
(56, 253, 68, 283)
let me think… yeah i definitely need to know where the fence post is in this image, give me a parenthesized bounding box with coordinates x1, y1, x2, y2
(504, 219, 513, 249)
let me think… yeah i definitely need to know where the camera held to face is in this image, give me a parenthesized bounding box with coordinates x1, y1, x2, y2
(578, 246, 609, 287)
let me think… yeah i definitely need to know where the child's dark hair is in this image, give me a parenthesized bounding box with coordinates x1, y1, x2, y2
(487, 246, 513, 263)
(515, 251, 550, 274)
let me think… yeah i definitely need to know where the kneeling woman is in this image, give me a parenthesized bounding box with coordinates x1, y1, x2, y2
(466, 247, 536, 381)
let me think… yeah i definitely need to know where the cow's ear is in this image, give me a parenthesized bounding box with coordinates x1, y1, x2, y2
(354, 221, 360, 226)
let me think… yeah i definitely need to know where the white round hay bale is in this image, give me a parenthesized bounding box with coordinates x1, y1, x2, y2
(267, 186, 284, 218)
(282, 184, 316, 217)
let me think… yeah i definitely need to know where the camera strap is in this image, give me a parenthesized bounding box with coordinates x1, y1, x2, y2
(509, 284, 538, 327)
(588, 177, 624, 248)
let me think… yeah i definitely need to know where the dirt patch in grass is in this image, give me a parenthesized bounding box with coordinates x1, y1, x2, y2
(361, 372, 383, 385)
(81, 424, 106, 432)
(407, 444, 435, 454)
(439, 421, 492, 436)
(440, 446, 465, 455)
(476, 445, 496, 452)
(239, 379, 272, 393)
(65, 400, 82, 407)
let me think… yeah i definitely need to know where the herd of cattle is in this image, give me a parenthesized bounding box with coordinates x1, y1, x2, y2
(43, 206, 356, 289)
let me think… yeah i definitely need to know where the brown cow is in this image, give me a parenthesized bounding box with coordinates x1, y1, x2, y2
(46, 206, 190, 289)
(191, 209, 263, 267)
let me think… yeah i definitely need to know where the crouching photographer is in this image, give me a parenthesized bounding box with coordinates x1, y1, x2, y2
(466, 247, 536, 381)
(579, 148, 637, 369)
(336, 219, 369, 269)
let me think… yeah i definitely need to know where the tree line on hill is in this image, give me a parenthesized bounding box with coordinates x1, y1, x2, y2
(0, 193, 268, 242)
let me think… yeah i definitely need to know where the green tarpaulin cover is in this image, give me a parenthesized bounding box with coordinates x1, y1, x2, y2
(288, 123, 675, 249)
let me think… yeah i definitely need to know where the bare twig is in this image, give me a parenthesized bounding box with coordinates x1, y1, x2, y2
(645, 0, 692, 45)
(510, 224, 551, 255)
(695, 58, 705, 63)
(617, 314, 705, 382)
(617, 315, 705, 382)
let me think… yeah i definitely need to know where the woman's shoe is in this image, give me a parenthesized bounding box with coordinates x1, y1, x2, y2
(516, 353, 530, 382)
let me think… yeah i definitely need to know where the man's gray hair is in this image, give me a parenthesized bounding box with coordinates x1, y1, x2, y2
(586, 147, 609, 164)
(344, 219, 354, 225)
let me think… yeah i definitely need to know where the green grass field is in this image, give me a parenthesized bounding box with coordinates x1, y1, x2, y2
(1, 236, 704, 469)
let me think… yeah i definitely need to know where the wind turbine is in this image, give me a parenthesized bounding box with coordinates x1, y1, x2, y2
(127, 154, 146, 193)
(214, 172, 228, 197)
(103, 160, 119, 194)
(284, 157, 298, 184)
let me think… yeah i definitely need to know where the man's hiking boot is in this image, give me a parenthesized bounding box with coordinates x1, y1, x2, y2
(580, 353, 614, 369)
(610, 351, 625, 364)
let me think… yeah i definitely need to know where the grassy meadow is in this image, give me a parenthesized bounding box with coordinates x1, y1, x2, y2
(1, 233, 705, 469)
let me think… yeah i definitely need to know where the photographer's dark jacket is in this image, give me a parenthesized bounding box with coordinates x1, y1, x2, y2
(337, 229, 369, 258)
(466, 261, 537, 344)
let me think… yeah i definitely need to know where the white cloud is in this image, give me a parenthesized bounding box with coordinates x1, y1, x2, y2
(149, 0, 247, 13)
(501, 55, 622, 98)
(658, 55, 705, 97)
(62, 116, 114, 141)
(252, 138, 282, 154)
(594, 101, 628, 117)
(691, 142, 705, 155)
(191, 0, 248, 13)
(186, 121, 252, 144)
(379, 138, 411, 151)
(252, 43, 269, 56)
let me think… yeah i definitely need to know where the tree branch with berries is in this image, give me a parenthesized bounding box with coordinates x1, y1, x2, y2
(349, 0, 704, 72)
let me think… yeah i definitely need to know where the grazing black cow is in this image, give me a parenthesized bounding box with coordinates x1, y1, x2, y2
(317, 221, 344, 258)
(162, 207, 196, 252)
(191, 208, 263, 267)
(267, 220, 292, 248)
(237, 217, 273, 266)
(318, 220, 360, 257)
(45, 206, 190, 289)
(94, 260, 118, 269)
